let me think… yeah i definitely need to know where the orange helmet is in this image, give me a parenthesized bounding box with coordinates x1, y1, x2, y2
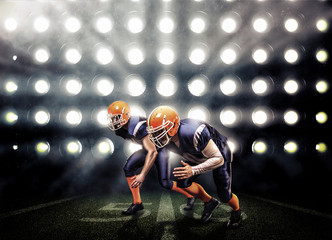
(147, 106, 180, 148)
(107, 101, 131, 131)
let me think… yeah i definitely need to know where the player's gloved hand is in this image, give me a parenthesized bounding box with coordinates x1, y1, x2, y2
(173, 161, 193, 180)
(131, 174, 145, 188)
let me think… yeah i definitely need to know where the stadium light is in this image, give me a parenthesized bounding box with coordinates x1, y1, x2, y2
(252, 13, 272, 33)
(94, 45, 114, 65)
(220, 107, 241, 127)
(64, 78, 82, 96)
(126, 45, 144, 65)
(33, 78, 50, 95)
(316, 49, 328, 63)
(252, 107, 273, 127)
(4, 18, 18, 32)
(64, 139, 82, 156)
(156, 74, 177, 97)
(284, 110, 299, 126)
(34, 16, 50, 33)
(64, 48, 82, 64)
(126, 74, 146, 96)
(284, 79, 299, 95)
(124, 142, 142, 157)
(65, 17, 81, 33)
(316, 142, 327, 153)
(158, 12, 176, 33)
(252, 140, 268, 154)
(188, 75, 209, 96)
(284, 18, 299, 33)
(35, 141, 50, 156)
(92, 107, 108, 127)
(252, 77, 273, 96)
(189, 11, 208, 34)
(63, 109, 82, 127)
(3, 109, 18, 125)
(92, 138, 114, 158)
(157, 44, 176, 65)
(284, 48, 301, 64)
(189, 43, 209, 65)
(220, 76, 240, 96)
(4, 80, 18, 95)
(227, 139, 239, 153)
(220, 12, 241, 34)
(316, 112, 328, 124)
(284, 140, 298, 154)
(252, 45, 272, 64)
(129, 104, 147, 117)
(94, 16, 113, 33)
(316, 19, 328, 32)
(33, 109, 50, 126)
(34, 48, 50, 64)
(126, 12, 145, 33)
(188, 106, 210, 122)
(220, 44, 240, 65)
(315, 80, 328, 94)
(93, 76, 114, 96)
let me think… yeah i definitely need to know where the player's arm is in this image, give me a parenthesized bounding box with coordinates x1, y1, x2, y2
(173, 139, 224, 179)
(130, 135, 158, 188)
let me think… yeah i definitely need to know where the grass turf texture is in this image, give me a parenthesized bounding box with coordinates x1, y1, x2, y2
(1, 192, 331, 240)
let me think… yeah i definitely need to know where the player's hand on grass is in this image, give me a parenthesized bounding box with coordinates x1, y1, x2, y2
(173, 161, 193, 179)
(131, 174, 145, 188)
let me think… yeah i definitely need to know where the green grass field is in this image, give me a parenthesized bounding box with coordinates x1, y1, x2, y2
(1, 191, 331, 240)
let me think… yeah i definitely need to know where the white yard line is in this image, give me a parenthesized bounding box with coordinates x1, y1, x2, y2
(0, 196, 82, 219)
(157, 192, 176, 240)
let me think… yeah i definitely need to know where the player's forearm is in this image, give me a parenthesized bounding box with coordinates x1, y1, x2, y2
(140, 150, 158, 176)
(191, 155, 224, 175)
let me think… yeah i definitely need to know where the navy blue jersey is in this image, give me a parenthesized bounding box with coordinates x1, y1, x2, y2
(167, 118, 227, 164)
(115, 116, 147, 145)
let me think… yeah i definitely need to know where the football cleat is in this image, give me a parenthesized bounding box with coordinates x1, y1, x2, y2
(201, 198, 220, 222)
(122, 203, 144, 215)
(184, 197, 196, 211)
(227, 209, 242, 228)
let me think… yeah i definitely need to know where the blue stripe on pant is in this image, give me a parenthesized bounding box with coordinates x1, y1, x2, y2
(123, 148, 174, 190)
(177, 143, 233, 203)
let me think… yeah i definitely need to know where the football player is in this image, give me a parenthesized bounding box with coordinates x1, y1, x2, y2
(147, 106, 242, 228)
(107, 101, 196, 215)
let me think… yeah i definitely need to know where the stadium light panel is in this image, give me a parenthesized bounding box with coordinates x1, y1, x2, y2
(65, 109, 82, 126)
(252, 140, 268, 154)
(65, 17, 81, 33)
(315, 80, 328, 94)
(34, 78, 50, 95)
(252, 45, 272, 64)
(34, 16, 49, 33)
(157, 75, 177, 97)
(284, 79, 299, 95)
(126, 46, 144, 65)
(316, 19, 328, 32)
(252, 77, 273, 96)
(284, 110, 299, 125)
(65, 139, 82, 155)
(316, 112, 328, 124)
(34, 48, 50, 64)
(284, 48, 300, 64)
(284, 141, 298, 154)
(65, 78, 82, 95)
(158, 14, 175, 33)
(253, 18, 268, 33)
(93, 76, 114, 96)
(188, 75, 208, 96)
(4, 18, 18, 32)
(220, 44, 240, 65)
(157, 45, 176, 65)
(188, 106, 209, 122)
(220, 12, 241, 34)
(252, 107, 273, 127)
(189, 43, 209, 65)
(95, 16, 113, 33)
(65, 48, 82, 64)
(220, 76, 240, 96)
(126, 15, 144, 33)
(284, 18, 299, 32)
(95, 46, 114, 65)
(316, 142, 327, 153)
(316, 49, 328, 63)
(189, 12, 208, 34)
(126, 75, 146, 96)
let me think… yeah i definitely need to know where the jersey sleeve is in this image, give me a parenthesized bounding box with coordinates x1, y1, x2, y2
(194, 125, 212, 152)
(134, 122, 148, 140)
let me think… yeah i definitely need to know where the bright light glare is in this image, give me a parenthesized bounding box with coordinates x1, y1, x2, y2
(34, 79, 50, 95)
(125, 142, 142, 157)
(35, 141, 50, 156)
(316, 142, 327, 153)
(252, 140, 267, 154)
(34, 16, 50, 32)
(34, 48, 50, 63)
(315, 80, 328, 94)
(316, 19, 328, 32)
(252, 48, 268, 64)
(95, 47, 114, 65)
(284, 141, 298, 154)
(95, 17, 113, 33)
(316, 112, 327, 124)
(252, 78, 269, 96)
(188, 76, 208, 96)
(5, 81, 18, 94)
(252, 109, 270, 126)
(130, 105, 146, 117)
(127, 17, 144, 33)
(157, 47, 176, 65)
(157, 75, 177, 97)
(284, 18, 298, 32)
(220, 108, 240, 127)
(127, 47, 144, 65)
(34, 110, 50, 125)
(65, 79, 82, 95)
(227, 140, 238, 153)
(92, 138, 114, 157)
(189, 46, 208, 65)
(221, 18, 237, 33)
(66, 140, 82, 155)
(65, 109, 82, 126)
(65, 17, 81, 33)
(220, 47, 238, 65)
(188, 106, 209, 122)
(158, 16, 175, 33)
(4, 110, 18, 125)
(284, 110, 299, 125)
(127, 75, 146, 96)
(95, 78, 114, 96)
(65, 48, 82, 64)
(4, 18, 18, 31)
(220, 77, 239, 96)
(190, 17, 207, 33)
(316, 49, 328, 63)
(284, 79, 299, 95)
(94, 108, 108, 126)
(284, 49, 299, 64)
(253, 18, 268, 33)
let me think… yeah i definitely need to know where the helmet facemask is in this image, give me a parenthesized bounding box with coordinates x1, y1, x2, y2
(147, 120, 174, 148)
(107, 114, 127, 131)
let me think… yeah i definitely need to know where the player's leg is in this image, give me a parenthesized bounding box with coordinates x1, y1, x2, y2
(154, 149, 196, 210)
(213, 144, 242, 227)
(122, 149, 146, 215)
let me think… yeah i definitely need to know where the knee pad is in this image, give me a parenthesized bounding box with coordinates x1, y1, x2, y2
(177, 180, 192, 189)
(123, 166, 134, 178)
